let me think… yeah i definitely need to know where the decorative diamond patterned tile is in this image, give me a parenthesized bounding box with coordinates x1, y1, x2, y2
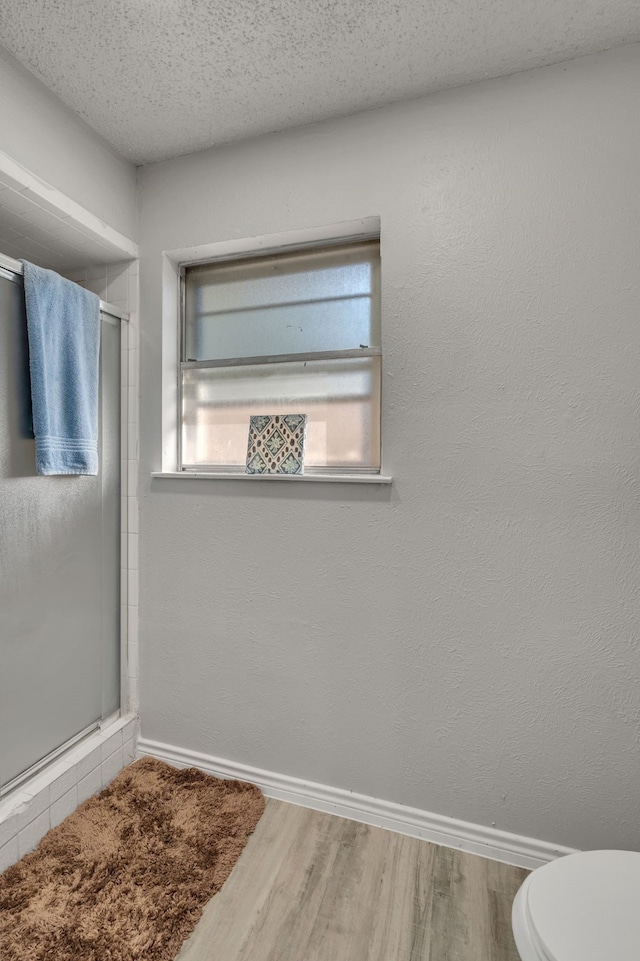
(246, 414, 308, 475)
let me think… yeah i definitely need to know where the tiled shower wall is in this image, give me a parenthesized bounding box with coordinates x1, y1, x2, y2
(0, 259, 140, 876)
(0, 717, 137, 873)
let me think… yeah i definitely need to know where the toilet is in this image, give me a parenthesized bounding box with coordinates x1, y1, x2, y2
(512, 849, 640, 961)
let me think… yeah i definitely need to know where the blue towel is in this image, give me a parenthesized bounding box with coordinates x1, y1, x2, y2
(21, 261, 101, 475)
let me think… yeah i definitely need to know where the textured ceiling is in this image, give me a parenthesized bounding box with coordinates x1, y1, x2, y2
(0, 0, 638, 165)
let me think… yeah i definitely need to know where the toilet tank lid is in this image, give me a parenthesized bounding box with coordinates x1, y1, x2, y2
(526, 850, 640, 961)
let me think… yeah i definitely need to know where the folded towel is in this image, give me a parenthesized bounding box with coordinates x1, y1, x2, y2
(21, 261, 101, 475)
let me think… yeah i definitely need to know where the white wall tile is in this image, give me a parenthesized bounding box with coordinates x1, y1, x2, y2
(17, 810, 50, 858)
(100, 721, 125, 742)
(86, 263, 108, 282)
(0, 837, 18, 875)
(50, 786, 78, 830)
(120, 347, 129, 396)
(121, 415, 130, 453)
(61, 266, 87, 285)
(127, 426, 138, 460)
(101, 731, 123, 763)
(0, 186, 41, 217)
(76, 747, 102, 782)
(128, 533, 139, 571)
(128, 324, 138, 353)
(128, 496, 138, 533)
(122, 718, 138, 744)
(123, 738, 136, 765)
(127, 606, 139, 644)
(121, 673, 129, 713)
(128, 640, 139, 676)
(106, 264, 129, 305)
(85, 277, 108, 298)
(20, 786, 51, 824)
(128, 676, 139, 712)
(128, 282, 139, 316)
(121, 386, 129, 428)
(77, 766, 103, 804)
(127, 569, 139, 607)
(102, 747, 124, 787)
(128, 349, 138, 387)
(127, 459, 138, 497)
(21, 768, 56, 799)
(49, 764, 79, 804)
(0, 812, 22, 849)
(127, 384, 138, 425)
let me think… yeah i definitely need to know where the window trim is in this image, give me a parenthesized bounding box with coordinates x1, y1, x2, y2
(159, 218, 384, 478)
(151, 470, 393, 484)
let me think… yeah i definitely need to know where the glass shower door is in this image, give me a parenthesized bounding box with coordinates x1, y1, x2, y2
(0, 270, 121, 793)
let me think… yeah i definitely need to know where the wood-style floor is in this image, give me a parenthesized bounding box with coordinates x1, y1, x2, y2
(176, 798, 528, 961)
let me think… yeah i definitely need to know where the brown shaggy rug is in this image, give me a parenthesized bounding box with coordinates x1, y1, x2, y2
(0, 756, 265, 961)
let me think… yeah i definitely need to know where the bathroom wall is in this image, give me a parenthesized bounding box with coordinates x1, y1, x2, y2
(138, 44, 640, 852)
(0, 45, 136, 239)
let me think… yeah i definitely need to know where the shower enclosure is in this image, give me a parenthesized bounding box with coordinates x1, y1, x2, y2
(0, 259, 122, 795)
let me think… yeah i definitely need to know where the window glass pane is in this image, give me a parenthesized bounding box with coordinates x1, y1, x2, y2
(185, 241, 380, 361)
(187, 298, 374, 360)
(182, 356, 381, 470)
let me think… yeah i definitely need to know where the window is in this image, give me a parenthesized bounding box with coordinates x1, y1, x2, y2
(179, 239, 381, 474)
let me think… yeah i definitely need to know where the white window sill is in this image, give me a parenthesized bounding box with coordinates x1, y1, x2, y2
(151, 471, 392, 485)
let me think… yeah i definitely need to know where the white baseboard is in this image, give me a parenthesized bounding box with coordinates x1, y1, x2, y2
(136, 737, 577, 871)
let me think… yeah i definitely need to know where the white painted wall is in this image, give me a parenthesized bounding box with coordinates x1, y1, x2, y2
(138, 45, 640, 851)
(0, 46, 137, 239)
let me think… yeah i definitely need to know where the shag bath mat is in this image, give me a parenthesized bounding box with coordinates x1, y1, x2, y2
(0, 756, 265, 961)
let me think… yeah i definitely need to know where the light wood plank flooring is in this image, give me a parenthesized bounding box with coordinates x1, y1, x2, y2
(176, 799, 528, 961)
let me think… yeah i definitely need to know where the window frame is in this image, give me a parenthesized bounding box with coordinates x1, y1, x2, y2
(176, 235, 382, 476)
